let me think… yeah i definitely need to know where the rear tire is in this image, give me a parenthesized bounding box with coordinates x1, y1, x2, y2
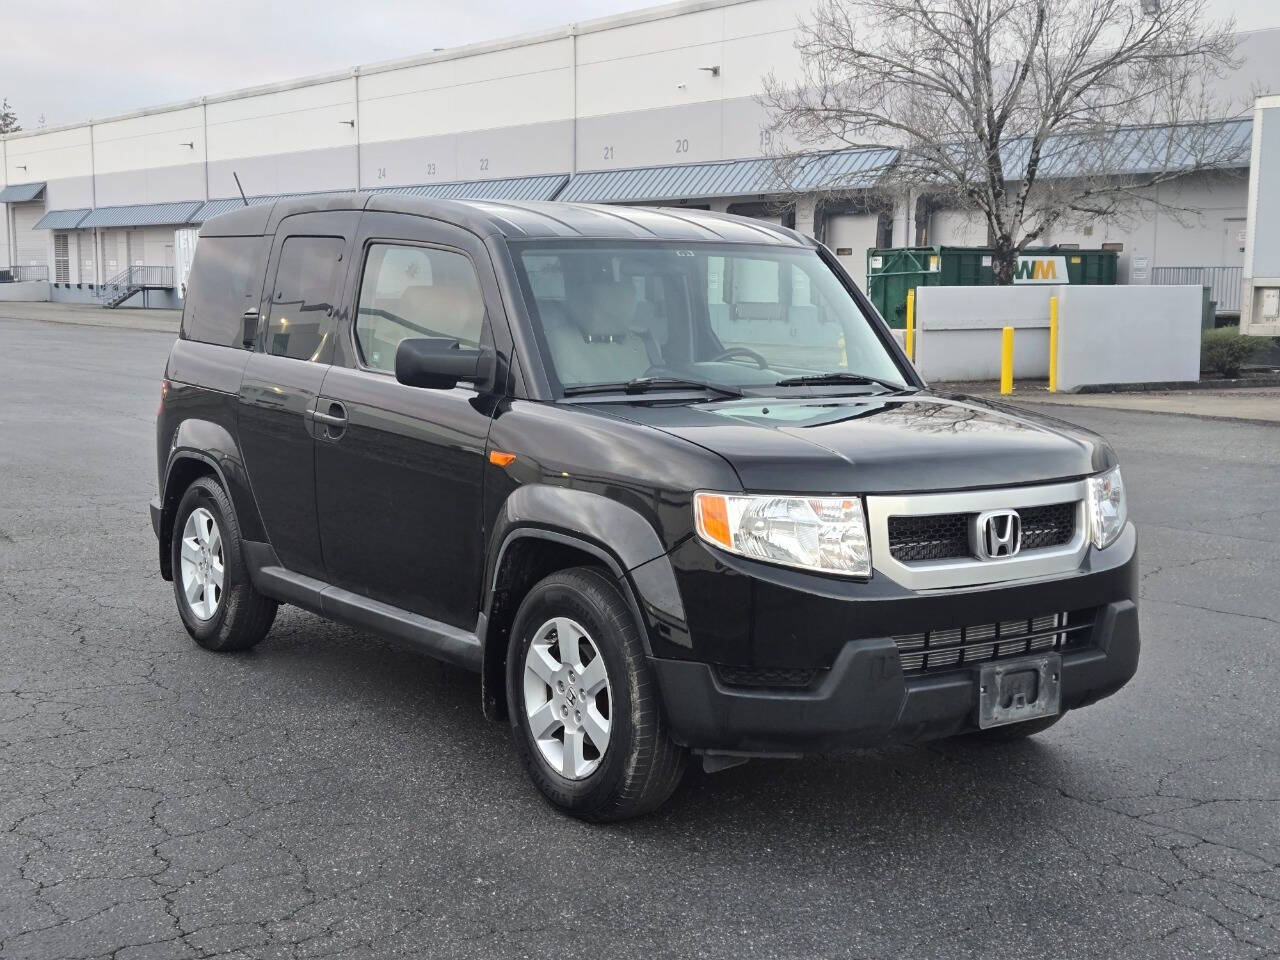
(171, 477, 277, 652)
(507, 567, 686, 821)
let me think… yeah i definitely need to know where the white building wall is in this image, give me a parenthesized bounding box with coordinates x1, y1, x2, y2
(926, 171, 1250, 281)
(4, 126, 94, 209)
(0, 0, 1274, 289)
(206, 78, 359, 197)
(93, 107, 206, 205)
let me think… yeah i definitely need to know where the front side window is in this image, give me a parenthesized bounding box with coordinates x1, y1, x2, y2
(511, 242, 904, 393)
(264, 236, 345, 362)
(355, 244, 486, 373)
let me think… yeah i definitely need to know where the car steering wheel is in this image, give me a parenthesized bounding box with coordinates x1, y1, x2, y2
(710, 347, 770, 369)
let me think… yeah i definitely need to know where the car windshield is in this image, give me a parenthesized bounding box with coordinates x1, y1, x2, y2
(511, 241, 906, 396)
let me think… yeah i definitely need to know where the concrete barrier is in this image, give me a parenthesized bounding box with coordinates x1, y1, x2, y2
(1056, 285, 1202, 390)
(0, 282, 50, 302)
(910, 284, 1202, 388)
(913, 286, 1059, 380)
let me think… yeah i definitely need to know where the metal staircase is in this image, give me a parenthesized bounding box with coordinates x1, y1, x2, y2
(96, 265, 175, 309)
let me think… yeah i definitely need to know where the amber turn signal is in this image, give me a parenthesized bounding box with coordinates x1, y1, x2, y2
(488, 450, 517, 467)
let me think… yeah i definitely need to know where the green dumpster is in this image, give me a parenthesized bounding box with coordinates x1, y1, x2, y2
(864, 245, 1119, 328)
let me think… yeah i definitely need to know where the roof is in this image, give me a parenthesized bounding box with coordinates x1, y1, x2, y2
(34, 209, 90, 230)
(193, 173, 568, 223)
(80, 200, 203, 228)
(194, 192, 319, 223)
(364, 197, 810, 244)
(560, 147, 897, 204)
(996, 118, 1253, 181)
(201, 193, 812, 245)
(0, 182, 46, 203)
(373, 174, 568, 203)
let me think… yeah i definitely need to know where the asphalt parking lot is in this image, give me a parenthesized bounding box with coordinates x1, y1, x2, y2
(1, 314, 1277, 960)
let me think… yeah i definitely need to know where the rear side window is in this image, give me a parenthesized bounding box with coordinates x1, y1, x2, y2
(264, 236, 346, 361)
(181, 236, 265, 347)
(354, 244, 486, 372)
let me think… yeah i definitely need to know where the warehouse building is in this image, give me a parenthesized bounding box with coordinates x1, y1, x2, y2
(1, 0, 1277, 309)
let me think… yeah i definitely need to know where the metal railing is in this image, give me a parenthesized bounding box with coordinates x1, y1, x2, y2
(110, 265, 175, 289)
(0, 264, 49, 283)
(1150, 265, 1243, 314)
(95, 265, 176, 306)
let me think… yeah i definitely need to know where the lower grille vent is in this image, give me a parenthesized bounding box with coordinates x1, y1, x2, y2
(715, 665, 822, 689)
(894, 611, 1093, 674)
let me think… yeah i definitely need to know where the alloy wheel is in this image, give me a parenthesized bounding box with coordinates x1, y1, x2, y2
(522, 617, 612, 780)
(179, 507, 224, 621)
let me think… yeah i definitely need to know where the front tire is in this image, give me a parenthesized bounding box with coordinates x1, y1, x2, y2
(507, 567, 686, 821)
(171, 477, 277, 652)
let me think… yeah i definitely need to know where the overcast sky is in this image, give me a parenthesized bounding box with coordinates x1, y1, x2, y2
(3, 0, 1277, 129)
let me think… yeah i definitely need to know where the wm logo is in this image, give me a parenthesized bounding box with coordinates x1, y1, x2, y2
(1014, 259, 1058, 281)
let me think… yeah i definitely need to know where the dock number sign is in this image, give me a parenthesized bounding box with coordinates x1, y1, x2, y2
(1012, 255, 1069, 284)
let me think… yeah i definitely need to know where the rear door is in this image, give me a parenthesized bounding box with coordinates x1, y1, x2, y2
(314, 211, 504, 628)
(237, 211, 356, 579)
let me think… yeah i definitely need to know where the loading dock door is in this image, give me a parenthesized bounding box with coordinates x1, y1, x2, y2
(825, 213, 882, 290)
(12, 202, 46, 267)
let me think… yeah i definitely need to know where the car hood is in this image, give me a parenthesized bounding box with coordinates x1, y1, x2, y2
(593, 392, 1114, 494)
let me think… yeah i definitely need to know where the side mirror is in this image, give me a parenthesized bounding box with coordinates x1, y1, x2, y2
(395, 337, 491, 389)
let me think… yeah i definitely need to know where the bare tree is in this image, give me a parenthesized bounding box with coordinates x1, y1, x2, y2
(0, 99, 19, 135)
(763, 0, 1242, 282)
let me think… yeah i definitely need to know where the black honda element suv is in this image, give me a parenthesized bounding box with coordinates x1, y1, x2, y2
(152, 195, 1138, 820)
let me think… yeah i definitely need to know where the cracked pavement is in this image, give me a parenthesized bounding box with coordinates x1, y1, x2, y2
(1, 315, 1278, 959)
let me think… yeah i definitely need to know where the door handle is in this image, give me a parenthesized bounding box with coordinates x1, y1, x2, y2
(310, 408, 347, 426)
(307, 399, 348, 436)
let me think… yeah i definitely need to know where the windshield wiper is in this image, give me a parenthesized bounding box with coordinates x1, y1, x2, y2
(775, 371, 911, 393)
(563, 376, 743, 399)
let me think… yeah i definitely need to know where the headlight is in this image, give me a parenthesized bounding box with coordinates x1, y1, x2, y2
(693, 492, 871, 577)
(1086, 466, 1127, 549)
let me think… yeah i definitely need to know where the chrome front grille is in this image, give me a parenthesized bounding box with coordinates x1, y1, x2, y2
(1018, 503, 1077, 551)
(887, 502, 1077, 563)
(894, 611, 1093, 674)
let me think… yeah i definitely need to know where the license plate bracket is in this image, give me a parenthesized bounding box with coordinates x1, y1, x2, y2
(977, 654, 1062, 729)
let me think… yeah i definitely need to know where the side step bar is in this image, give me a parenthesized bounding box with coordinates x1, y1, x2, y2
(243, 542, 482, 673)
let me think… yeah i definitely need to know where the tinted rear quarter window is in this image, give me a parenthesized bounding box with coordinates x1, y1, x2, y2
(181, 236, 266, 347)
(264, 236, 346, 361)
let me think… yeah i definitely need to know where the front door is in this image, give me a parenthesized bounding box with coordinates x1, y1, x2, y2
(237, 211, 357, 579)
(314, 212, 501, 629)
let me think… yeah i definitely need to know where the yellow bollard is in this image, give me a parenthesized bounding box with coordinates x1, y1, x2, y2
(1048, 295, 1059, 393)
(905, 289, 916, 361)
(1000, 326, 1014, 395)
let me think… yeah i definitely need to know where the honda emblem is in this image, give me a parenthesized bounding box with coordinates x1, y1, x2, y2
(974, 509, 1022, 560)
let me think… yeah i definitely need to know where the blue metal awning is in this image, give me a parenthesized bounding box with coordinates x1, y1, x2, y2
(34, 208, 91, 230)
(0, 181, 46, 203)
(373, 173, 568, 202)
(1000, 118, 1253, 180)
(80, 200, 203, 229)
(559, 148, 898, 204)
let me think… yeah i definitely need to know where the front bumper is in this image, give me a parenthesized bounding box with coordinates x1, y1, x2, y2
(651, 526, 1140, 755)
(652, 600, 1138, 754)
